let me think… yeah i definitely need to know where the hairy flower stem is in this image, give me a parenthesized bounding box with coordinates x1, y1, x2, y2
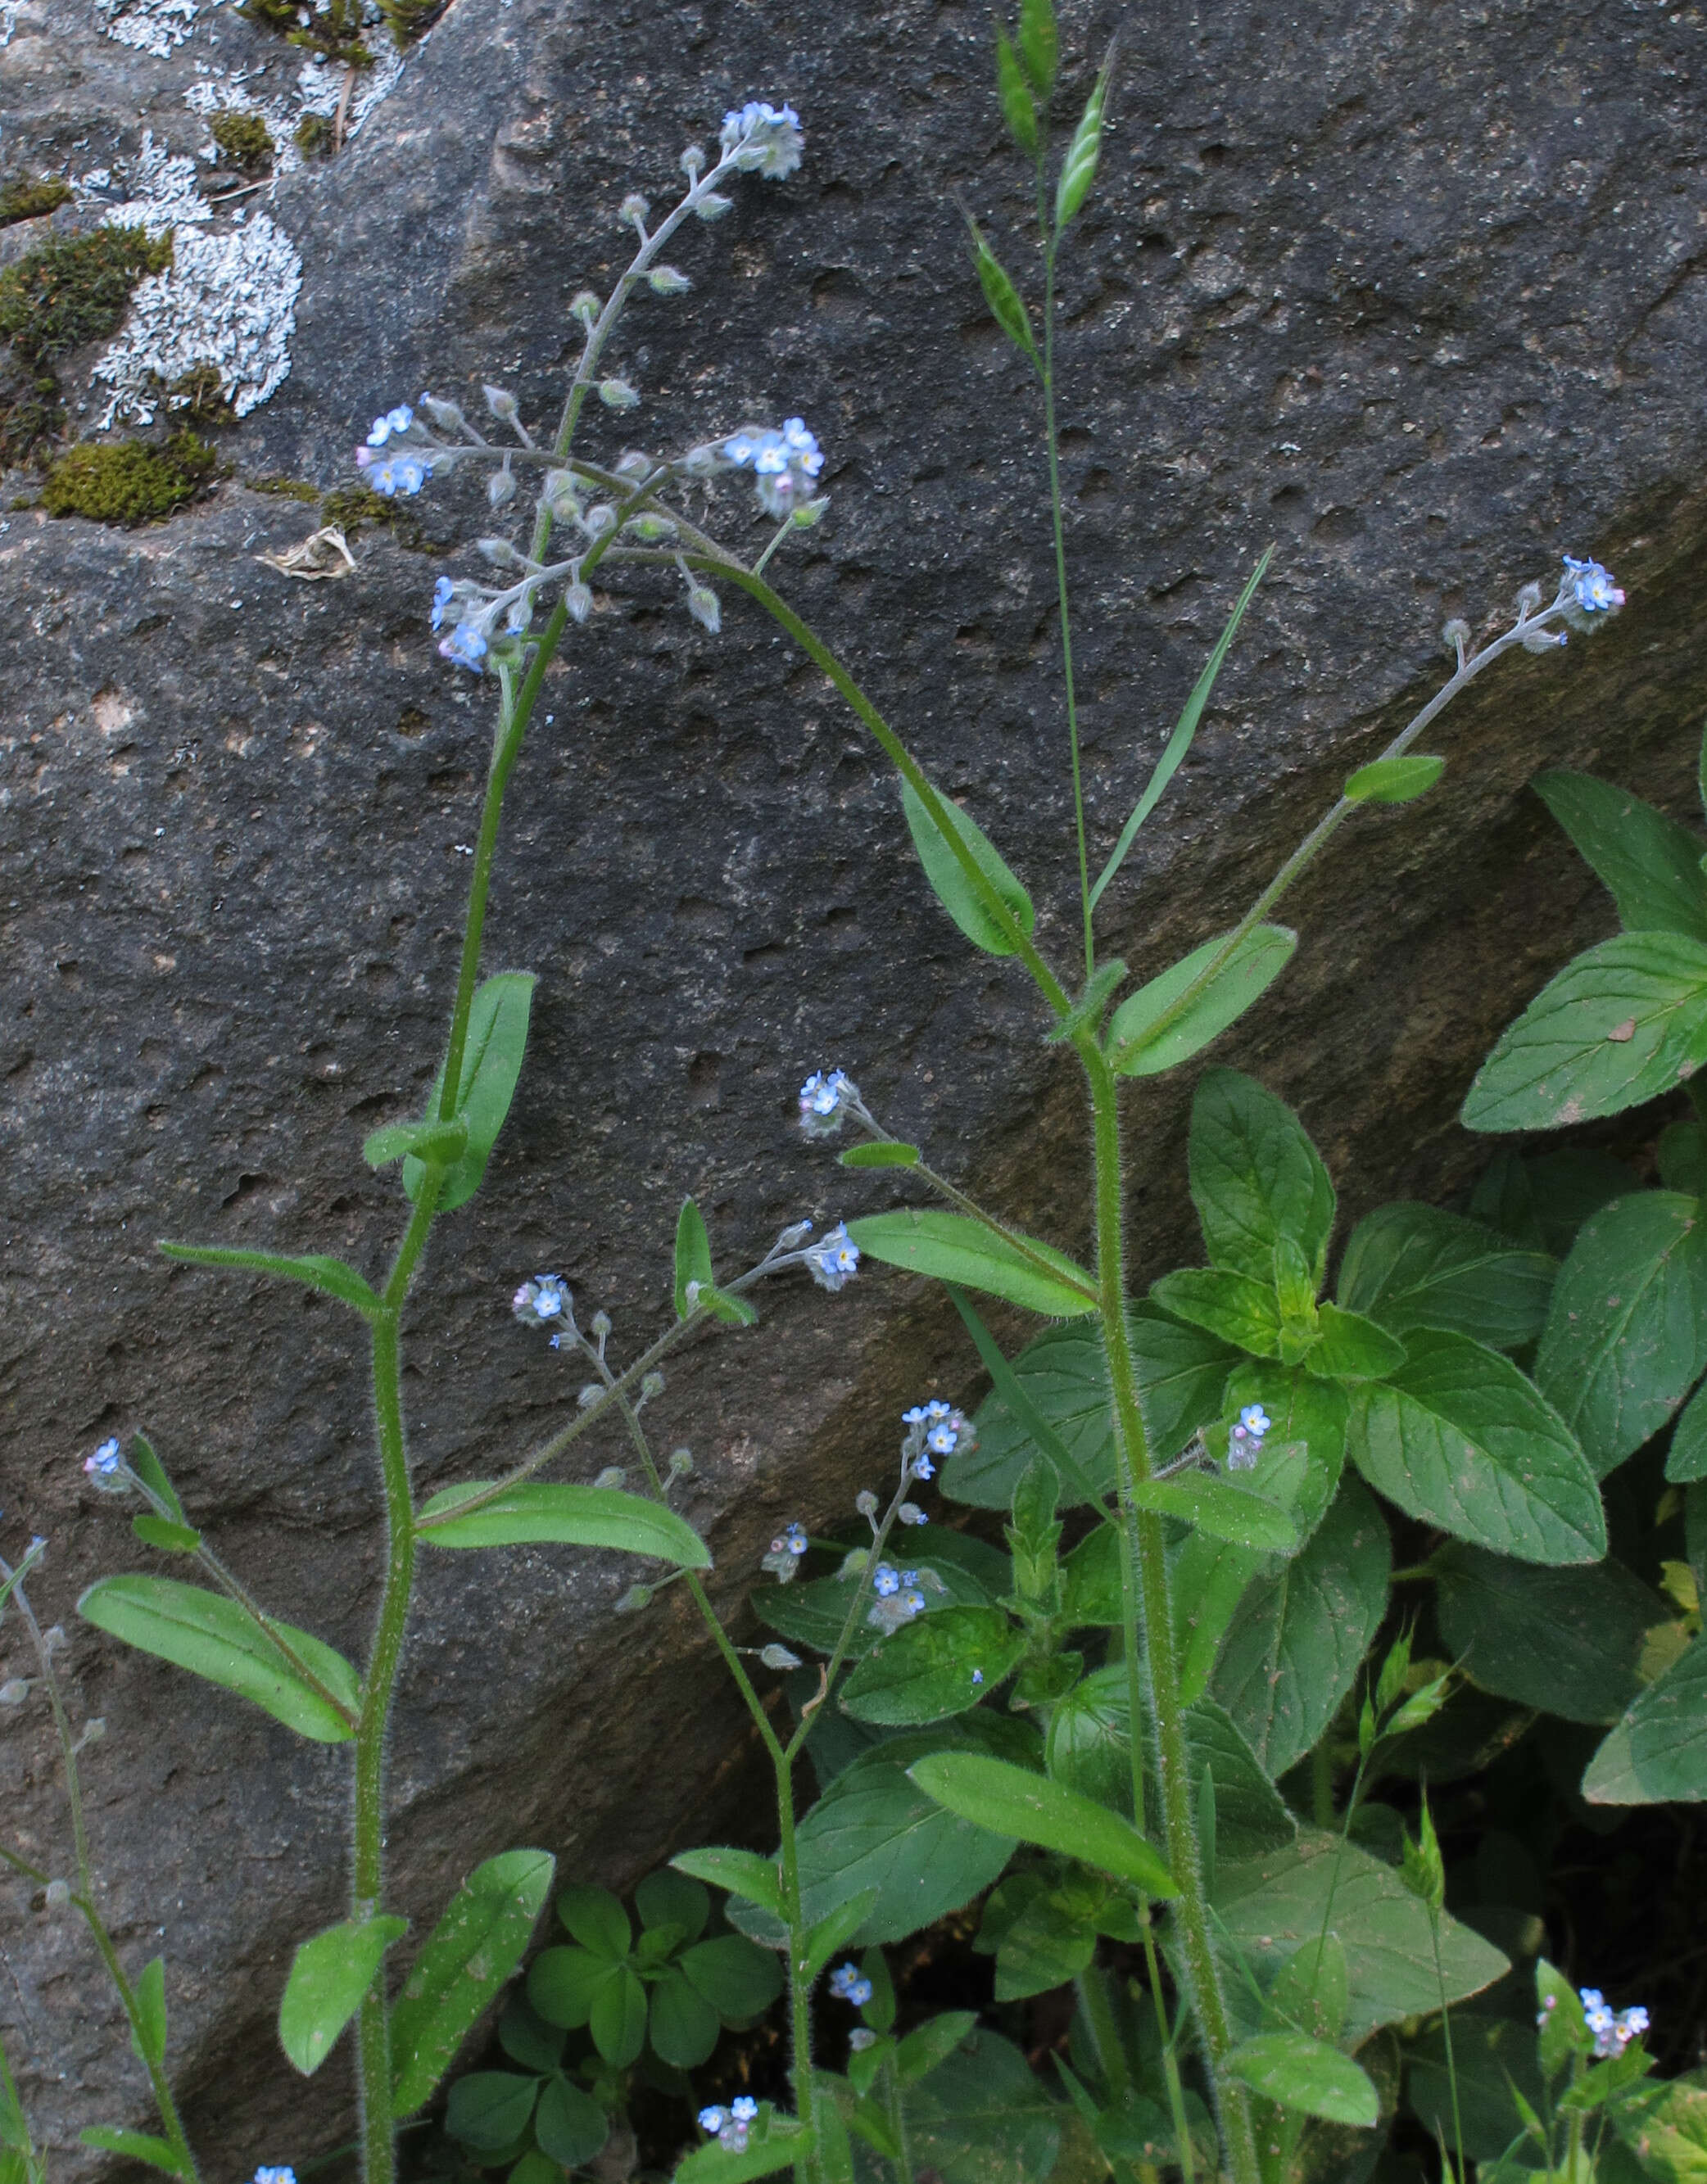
(1039, 232, 1093, 982)
(1080, 1041, 1261, 2184)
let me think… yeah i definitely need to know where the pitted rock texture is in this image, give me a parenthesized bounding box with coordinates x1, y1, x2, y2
(2, 0, 1705, 2168)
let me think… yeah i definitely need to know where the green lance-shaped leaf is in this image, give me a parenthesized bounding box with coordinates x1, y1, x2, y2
(1336, 1201, 1555, 1351)
(1535, 767, 1707, 942)
(895, 2010, 979, 2088)
(669, 1846, 785, 1919)
(129, 1431, 187, 1524)
(801, 1888, 884, 1985)
(967, 225, 1038, 363)
(1107, 925, 1297, 1078)
(132, 1516, 201, 1554)
(675, 1196, 714, 1320)
(156, 1242, 380, 1318)
(391, 1849, 556, 2115)
(1151, 1268, 1284, 1357)
(1090, 548, 1273, 911)
(1346, 1326, 1605, 1565)
(673, 2111, 814, 2184)
(416, 1481, 711, 1565)
(404, 970, 537, 1212)
(1463, 930, 1707, 1133)
(1343, 755, 1446, 806)
(1582, 1630, 1707, 1804)
(1132, 1468, 1299, 1554)
(1017, 0, 1057, 93)
(1534, 1189, 1707, 1477)
(79, 1574, 360, 1742)
(839, 1140, 920, 1169)
(1305, 1304, 1406, 1384)
(840, 1604, 1026, 1725)
(994, 29, 1038, 156)
(130, 1956, 168, 2066)
(1189, 1067, 1338, 1288)
(908, 1751, 1176, 1893)
(900, 776, 1036, 953)
(1054, 56, 1112, 228)
(1226, 2033, 1379, 2127)
(847, 1208, 1098, 1318)
(279, 1914, 408, 2074)
(79, 2129, 187, 2178)
(363, 1115, 469, 1170)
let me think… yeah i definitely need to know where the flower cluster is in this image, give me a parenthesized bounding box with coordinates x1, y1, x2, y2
(723, 416, 824, 518)
(799, 1067, 858, 1137)
(253, 2168, 297, 2184)
(719, 100, 804, 179)
(867, 1562, 929, 1634)
(1581, 1988, 1649, 2059)
(698, 2098, 758, 2153)
(1226, 1402, 1270, 1472)
(902, 1399, 973, 1482)
(83, 1436, 123, 1482)
(1562, 555, 1625, 617)
(805, 1222, 860, 1293)
(761, 1522, 811, 1583)
(354, 400, 451, 498)
(512, 1273, 570, 1328)
(827, 1960, 873, 2006)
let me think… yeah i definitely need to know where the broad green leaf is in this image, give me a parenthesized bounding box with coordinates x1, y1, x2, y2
(1173, 1531, 1264, 1702)
(679, 1935, 783, 2021)
(1224, 1365, 1349, 1540)
(1669, 1377, 1707, 1482)
(1343, 754, 1445, 806)
(1582, 1632, 1707, 1803)
(1054, 57, 1110, 227)
(363, 1116, 469, 1169)
(1017, 0, 1056, 93)
(79, 2130, 184, 2177)
(839, 1140, 919, 1169)
(1150, 1268, 1284, 1357)
(1535, 1191, 1707, 1476)
(673, 2112, 814, 2183)
(733, 1720, 1038, 1948)
(532, 2078, 608, 2169)
(131, 1956, 167, 2066)
(908, 1751, 1175, 1892)
(674, 1197, 714, 1319)
(1475, 1146, 1641, 1257)
(1090, 549, 1273, 911)
(416, 1482, 710, 1566)
(649, 1968, 720, 2068)
(847, 1208, 1096, 1318)
(1108, 925, 1297, 1078)
(1265, 1929, 1347, 2042)
(1211, 1476, 1391, 1776)
(1337, 1202, 1555, 1351)
(987, 1879, 1098, 2000)
(1661, 1119, 1707, 1196)
(391, 1849, 555, 2115)
(556, 1883, 630, 1958)
(636, 1868, 709, 1940)
(1405, 2014, 1547, 2163)
(1433, 1545, 1666, 1725)
(669, 1846, 784, 1918)
(527, 1944, 608, 2027)
(839, 1604, 1025, 1725)
(157, 1242, 379, 1317)
(899, 2028, 1060, 2184)
(900, 775, 1035, 952)
(1535, 769, 1707, 942)
(1190, 1069, 1337, 1286)
(1213, 1828, 1507, 2044)
(944, 1286, 1111, 1512)
(129, 1432, 185, 1524)
(1463, 931, 1707, 1133)
(1347, 1327, 1605, 1564)
(405, 970, 537, 1211)
(131, 1516, 201, 1554)
(278, 1915, 407, 2074)
(78, 1575, 360, 1743)
(1304, 1305, 1406, 1384)
(756, 1553, 990, 1661)
(1226, 2033, 1378, 2126)
(445, 2071, 539, 2150)
(589, 1962, 646, 2065)
(994, 29, 1038, 155)
(946, 1310, 1236, 1509)
(1611, 2075, 1707, 2182)
(1133, 1467, 1299, 1553)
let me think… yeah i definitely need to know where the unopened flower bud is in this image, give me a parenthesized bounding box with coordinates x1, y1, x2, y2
(681, 145, 706, 178)
(73, 1716, 105, 1752)
(591, 1311, 612, 1339)
(478, 535, 523, 566)
(1441, 617, 1469, 655)
(641, 1370, 665, 1400)
(760, 1644, 801, 1671)
(564, 581, 594, 625)
(694, 191, 734, 220)
(849, 2028, 878, 2051)
(582, 503, 616, 538)
(1522, 626, 1567, 653)
(571, 290, 600, 328)
(598, 378, 641, 410)
(777, 1219, 814, 1251)
(897, 1503, 928, 1526)
(626, 512, 677, 542)
(594, 1467, 627, 1490)
(615, 448, 650, 477)
(419, 391, 464, 432)
(43, 1879, 70, 1912)
(854, 1490, 879, 1518)
(668, 1447, 694, 1477)
(686, 584, 722, 635)
(544, 469, 582, 517)
(648, 265, 691, 296)
(42, 1626, 66, 1657)
(791, 496, 830, 527)
(1515, 582, 1543, 616)
(578, 1383, 603, 1409)
(614, 1584, 652, 1615)
(0, 1679, 29, 1707)
(487, 466, 517, 510)
(619, 192, 650, 226)
(483, 383, 519, 422)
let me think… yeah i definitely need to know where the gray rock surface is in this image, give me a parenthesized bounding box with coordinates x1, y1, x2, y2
(2, 0, 1705, 2166)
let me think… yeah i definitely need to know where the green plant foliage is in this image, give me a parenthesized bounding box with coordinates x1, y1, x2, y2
(40, 432, 217, 526)
(0, 226, 171, 364)
(1433, 1544, 1671, 1725)
(847, 1207, 1097, 1317)
(0, 174, 72, 227)
(1336, 1201, 1556, 1350)
(210, 111, 274, 171)
(391, 1850, 555, 2114)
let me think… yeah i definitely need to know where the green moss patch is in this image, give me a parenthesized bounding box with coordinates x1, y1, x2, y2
(210, 112, 275, 173)
(0, 225, 173, 369)
(247, 473, 322, 503)
(41, 432, 219, 525)
(0, 176, 74, 229)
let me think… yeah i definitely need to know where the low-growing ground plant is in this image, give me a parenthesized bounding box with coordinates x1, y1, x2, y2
(5, 11, 1702, 2184)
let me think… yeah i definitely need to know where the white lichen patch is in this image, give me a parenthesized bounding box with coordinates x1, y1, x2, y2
(95, 0, 204, 58)
(105, 132, 212, 231)
(185, 75, 308, 183)
(297, 42, 404, 138)
(90, 211, 302, 425)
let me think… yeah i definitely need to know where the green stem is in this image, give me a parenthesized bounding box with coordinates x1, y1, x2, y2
(1431, 1915, 1466, 2182)
(436, 681, 532, 1125)
(1139, 1918, 1197, 2184)
(1311, 1739, 1335, 1829)
(1080, 1043, 1261, 2184)
(882, 2055, 916, 2184)
(1075, 1962, 1131, 2097)
(1039, 231, 1093, 981)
